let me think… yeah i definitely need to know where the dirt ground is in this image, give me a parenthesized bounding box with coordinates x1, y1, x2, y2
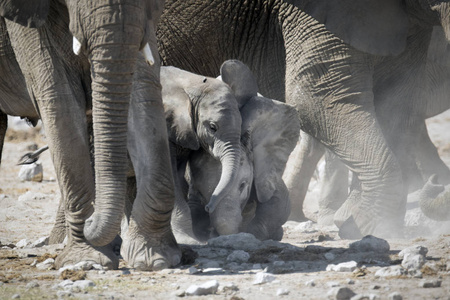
(0, 111, 450, 300)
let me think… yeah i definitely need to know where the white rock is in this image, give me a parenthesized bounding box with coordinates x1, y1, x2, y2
(72, 280, 95, 290)
(15, 239, 29, 249)
(326, 261, 358, 272)
(277, 288, 290, 296)
(327, 287, 356, 299)
(294, 220, 317, 233)
(31, 236, 48, 248)
(253, 272, 276, 285)
(58, 280, 74, 289)
(398, 245, 428, 258)
(18, 162, 43, 182)
(418, 279, 442, 288)
(227, 250, 250, 263)
(305, 280, 316, 287)
(401, 254, 426, 270)
(36, 258, 55, 270)
(374, 266, 407, 277)
(185, 280, 219, 296)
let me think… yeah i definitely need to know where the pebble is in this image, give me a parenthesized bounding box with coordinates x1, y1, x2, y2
(15, 239, 29, 249)
(398, 245, 428, 258)
(18, 162, 43, 182)
(36, 258, 55, 270)
(349, 235, 390, 253)
(294, 220, 317, 233)
(326, 261, 358, 272)
(26, 281, 39, 289)
(253, 272, 276, 285)
(11, 294, 20, 299)
(185, 280, 219, 296)
(227, 250, 250, 263)
(305, 280, 316, 287)
(207, 233, 262, 251)
(374, 266, 407, 277)
(276, 288, 290, 296)
(418, 279, 442, 288)
(327, 287, 356, 300)
(31, 236, 48, 248)
(388, 292, 403, 300)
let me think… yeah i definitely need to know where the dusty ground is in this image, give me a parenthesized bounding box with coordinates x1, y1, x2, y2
(0, 111, 450, 300)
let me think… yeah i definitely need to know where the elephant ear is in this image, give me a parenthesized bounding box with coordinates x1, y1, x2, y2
(220, 60, 258, 108)
(161, 67, 200, 150)
(241, 96, 300, 203)
(304, 0, 409, 56)
(0, 0, 49, 28)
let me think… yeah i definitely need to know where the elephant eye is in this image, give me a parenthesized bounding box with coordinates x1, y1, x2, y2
(209, 122, 218, 133)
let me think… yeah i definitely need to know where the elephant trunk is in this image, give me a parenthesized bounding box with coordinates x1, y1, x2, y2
(205, 140, 241, 213)
(83, 15, 145, 246)
(419, 175, 450, 221)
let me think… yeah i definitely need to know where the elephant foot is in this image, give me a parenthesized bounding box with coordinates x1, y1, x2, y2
(317, 208, 337, 227)
(55, 240, 119, 270)
(121, 220, 181, 271)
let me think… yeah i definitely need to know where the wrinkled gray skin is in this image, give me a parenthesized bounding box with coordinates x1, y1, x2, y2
(158, 0, 450, 238)
(314, 26, 450, 228)
(0, 0, 181, 270)
(419, 175, 450, 221)
(153, 64, 243, 243)
(186, 62, 300, 241)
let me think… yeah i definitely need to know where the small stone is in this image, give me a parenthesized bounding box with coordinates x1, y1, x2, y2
(326, 261, 358, 272)
(175, 290, 185, 297)
(185, 280, 219, 296)
(202, 268, 224, 274)
(31, 237, 48, 248)
(388, 292, 403, 300)
(15, 239, 29, 249)
(305, 280, 316, 287)
(327, 287, 356, 300)
(36, 258, 55, 270)
(253, 272, 276, 285)
(349, 235, 390, 253)
(398, 245, 428, 258)
(26, 281, 39, 289)
(18, 162, 43, 182)
(227, 250, 250, 263)
(371, 285, 380, 290)
(187, 266, 200, 274)
(11, 294, 20, 299)
(374, 266, 407, 277)
(72, 280, 95, 290)
(294, 220, 317, 233)
(276, 288, 290, 296)
(401, 254, 426, 270)
(418, 279, 442, 288)
(346, 279, 355, 285)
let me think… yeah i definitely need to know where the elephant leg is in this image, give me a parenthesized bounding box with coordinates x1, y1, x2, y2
(121, 55, 181, 271)
(48, 194, 67, 244)
(317, 149, 349, 227)
(286, 38, 405, 238)
(0, 110, 6, 165)
(284, 131, 325, 221)
(6, 21, 118, 269)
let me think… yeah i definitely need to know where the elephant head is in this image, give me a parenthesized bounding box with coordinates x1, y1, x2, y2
(419, 175, 450, 221)
(0, 0, 165, 247)
(187, 60, 300, 240)
(160, 65, 243, 214)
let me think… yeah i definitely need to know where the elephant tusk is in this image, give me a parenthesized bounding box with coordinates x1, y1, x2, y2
(73, 36, 82, 55)
(142, 43, 155, 66)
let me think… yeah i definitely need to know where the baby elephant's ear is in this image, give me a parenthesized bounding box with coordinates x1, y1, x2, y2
(241, 96, 300, 203)
(0, 0, 49, 28)
(161, 67, 200, 150)
(220, 60, 258, 108)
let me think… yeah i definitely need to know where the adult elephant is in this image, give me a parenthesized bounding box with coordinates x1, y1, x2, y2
(157, 0, 450, 238)
(1, 0, 180, 270)
(187, 60, 300, 242)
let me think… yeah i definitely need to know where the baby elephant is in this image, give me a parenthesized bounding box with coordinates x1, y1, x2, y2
(184, 60, 300, 241)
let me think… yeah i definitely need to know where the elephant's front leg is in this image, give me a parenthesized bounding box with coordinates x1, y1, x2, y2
(6, 21, 118, 269)
(121, 55, 181, 271)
